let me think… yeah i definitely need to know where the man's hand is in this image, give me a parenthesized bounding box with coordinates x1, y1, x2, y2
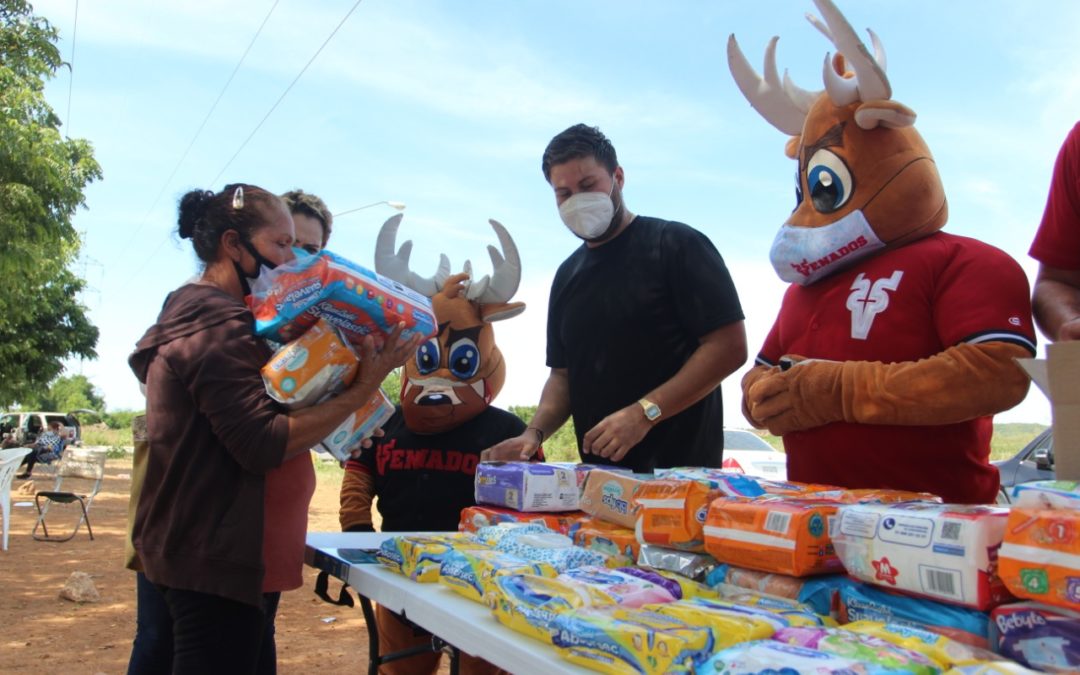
(481, 431, 541, 462)
(581, 404, 652, 463)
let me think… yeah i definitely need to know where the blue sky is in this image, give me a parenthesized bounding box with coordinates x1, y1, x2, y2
(33, 0, 1080, 427)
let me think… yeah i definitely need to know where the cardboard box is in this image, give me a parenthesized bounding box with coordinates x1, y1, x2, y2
(1019, 341, 1080, 480)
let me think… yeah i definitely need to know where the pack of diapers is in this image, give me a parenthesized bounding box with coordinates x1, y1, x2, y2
(579, 469, 649, 529)
(944, 665, 1041, 674)
(705, 562, 858, 619)
(487, 573, 615, 644)
(458, 505, 585, 535)
(653, 467, 765, 496)
(839, 583, 991, 648)
(1008, 480, 1080, 510)
(636, 543, 717, 582)
(635, 479, 720, 552)
(377, 534, 485, 583)
(571, 517, 638, 564)
(437, 547, 556, 603)
(844, 620, 1001, 669)
(703, 497, 842, 577)
(550, 606, 714, 675)
(793, 488, 942, 504)
(999, 506, 1080, 611)
(261, 318, 359, 409)
(474, 461, 580, 512)
(773, 626, 940, 674)
(703, 592, 835, 628)
(833, 502, 1012, 610)
(620, 567, 719, 602)
(314, 388, 395, 462)
(477, 523, 611, 572)
(556, 566, 677, 608)
(250, 248, 437, 348)
(990, 601, 1080, 671)
(645, 599, 779, 651)
(696, 639, 898, 674)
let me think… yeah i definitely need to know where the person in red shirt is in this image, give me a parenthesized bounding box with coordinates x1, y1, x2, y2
(730, 1, 1035, 503)
(1030, 122, 1080, 342)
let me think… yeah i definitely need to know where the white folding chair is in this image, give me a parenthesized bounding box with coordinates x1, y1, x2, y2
(32, 448, 108, 542)
(1, 447, 33, 551)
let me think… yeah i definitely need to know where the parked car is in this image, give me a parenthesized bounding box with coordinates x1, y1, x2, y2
(993, 428, 1054, 503)
(0, 411, 83, 447)
(722, 428, 787, 481)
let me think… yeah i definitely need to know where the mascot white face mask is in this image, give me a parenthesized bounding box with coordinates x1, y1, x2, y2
(769, 209, 884, 285)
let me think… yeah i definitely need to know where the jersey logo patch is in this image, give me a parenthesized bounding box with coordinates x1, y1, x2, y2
(846, 271, 903, 340)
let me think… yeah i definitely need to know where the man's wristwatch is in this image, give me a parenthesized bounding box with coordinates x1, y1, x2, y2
(638, 398, 662, 423)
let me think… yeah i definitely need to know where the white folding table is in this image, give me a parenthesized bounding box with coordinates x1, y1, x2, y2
(306, 532, 591, 675)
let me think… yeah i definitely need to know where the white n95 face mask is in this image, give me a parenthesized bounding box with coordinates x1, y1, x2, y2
(559, 183, 618, 241)
(769, 209, 885, 285)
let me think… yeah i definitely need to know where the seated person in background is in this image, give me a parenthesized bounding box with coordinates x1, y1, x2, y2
(339, 218, 529, 675)
(16, 420, 66, 479)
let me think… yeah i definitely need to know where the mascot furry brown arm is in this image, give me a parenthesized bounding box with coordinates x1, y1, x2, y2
(731, 0, 1036, 503)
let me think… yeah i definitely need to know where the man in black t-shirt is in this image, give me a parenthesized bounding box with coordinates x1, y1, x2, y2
(483, 123, 747, 473)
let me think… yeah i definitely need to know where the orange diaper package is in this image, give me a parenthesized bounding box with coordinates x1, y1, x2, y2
(704, 498, 842, 577)
(999, 506, 1080, 611)
(458, 505, 587, 536)
(572, 517, 640, 563)
(261, 318, 359, 409)
(635, 479, 720, 552)
(579, 469, 649, 529)
(793, 488, 943, 504)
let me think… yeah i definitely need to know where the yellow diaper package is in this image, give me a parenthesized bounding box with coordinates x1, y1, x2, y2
(844, 620, 1001, 669)
(438, 548, 556, 603)
(550, 606, 714, 675)
(376, 534, 484, 583)
(711, 586, 837, 627)
(646, 599, 778, 651)
(487, 573, 614, 644)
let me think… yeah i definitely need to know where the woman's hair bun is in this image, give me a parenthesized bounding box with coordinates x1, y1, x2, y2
(177, 189, 215, 239)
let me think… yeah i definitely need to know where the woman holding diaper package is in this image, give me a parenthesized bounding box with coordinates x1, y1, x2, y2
(128, 183, 420, 674)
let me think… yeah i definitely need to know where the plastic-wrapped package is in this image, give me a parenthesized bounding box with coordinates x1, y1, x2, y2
(571, 517, 638, 564)
(1009, 480, 1080, 510)
(703, 497, 842, 576)
(844, 619, 1000, 667)
(989, 601, 1080, 672)
(636, 543, 717, 582)
(551, 606, 713, 675)
(635, 479, 719, 552)
(696, 639, 900, 674)
(645, 599, 778, 651)
(261, 318, 358, 409)
(458, 505, 586, 535)
(705, 561, 858, 619)
(474, 461, 580, 512)
(438, 548, 556, 602)
(773, 626, 940, 674)
(839, 583, 992, 648)
(833, 502, 1012, 610)
(475, 523, 612, 572)
(314, 388, 394, 461)
(578, 469, 649, 528)
(620, 566, 719, 601)
(487, 573, 614, 644)
(249, 248, 437, 348)
(999, 507, 1080, 611)
(653, 467, 765, 496)
(376, 533, 485, 583)
(556, 567, 677, 608)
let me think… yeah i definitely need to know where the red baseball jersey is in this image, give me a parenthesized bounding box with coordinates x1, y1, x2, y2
(758, 232, 1036, 504)
(1030, 122, 1080, 270)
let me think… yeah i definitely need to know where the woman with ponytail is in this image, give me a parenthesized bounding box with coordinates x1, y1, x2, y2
(128, 184, 420, 674)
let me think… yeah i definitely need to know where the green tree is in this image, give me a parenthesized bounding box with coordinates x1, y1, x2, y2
(0, 1, 101, 407)
(33, 374, 105, 412)
(508, 404, 580, 462)
(380, 368, 402, 407)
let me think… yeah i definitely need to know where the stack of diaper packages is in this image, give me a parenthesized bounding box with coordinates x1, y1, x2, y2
(993, 480, 1080, 671)
(260, 317, 394, 461)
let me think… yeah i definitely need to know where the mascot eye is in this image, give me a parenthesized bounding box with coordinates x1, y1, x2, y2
(448, 338, 480, 380)
(805, 149, 853, 213)
(415, 339, 440, 375)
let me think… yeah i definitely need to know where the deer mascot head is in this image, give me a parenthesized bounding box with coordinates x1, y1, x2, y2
(375, 215, 524, 434)
(728, 0, 947, 286)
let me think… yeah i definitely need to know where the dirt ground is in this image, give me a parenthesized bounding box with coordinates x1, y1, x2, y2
(0, 453, 435, 675)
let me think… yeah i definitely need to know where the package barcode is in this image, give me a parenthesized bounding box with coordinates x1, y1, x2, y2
(940, 521, 962, 541)
(923, 567, 960, 598)
(764, 511, 791, 535)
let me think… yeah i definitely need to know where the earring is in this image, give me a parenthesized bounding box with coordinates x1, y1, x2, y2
(232, 186, 244, 210)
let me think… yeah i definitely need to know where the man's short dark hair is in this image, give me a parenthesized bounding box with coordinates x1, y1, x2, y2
(541, 123, 619, 182)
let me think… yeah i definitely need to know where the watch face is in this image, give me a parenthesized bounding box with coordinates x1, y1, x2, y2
(644, 404, 661, 421)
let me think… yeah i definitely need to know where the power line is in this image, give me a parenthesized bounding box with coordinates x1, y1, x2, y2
(118, 0, 365, 290)
(64, 0, 78, 139)
(113, 0, 281, 265)
(209, 0, 365, 186)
